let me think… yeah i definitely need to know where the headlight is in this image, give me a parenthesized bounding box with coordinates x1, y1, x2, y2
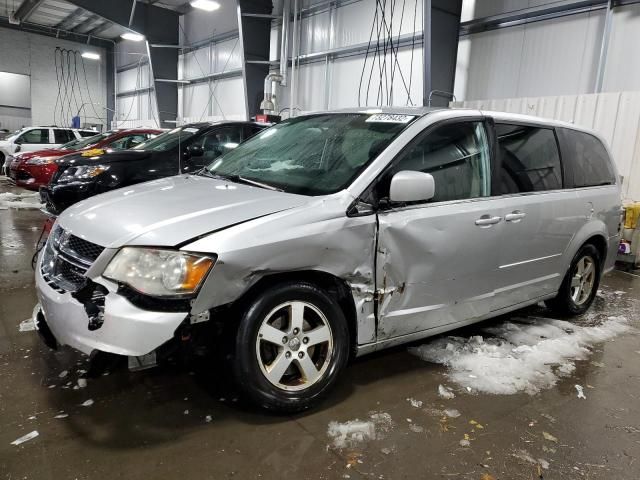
(103, 247, 215, 297)
(58, 165, 109, 182)
(26, 156, 58, 165)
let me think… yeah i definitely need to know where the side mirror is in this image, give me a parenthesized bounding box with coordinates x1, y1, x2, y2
(186, 145, 204, 157)
(389, 170, 435, 203)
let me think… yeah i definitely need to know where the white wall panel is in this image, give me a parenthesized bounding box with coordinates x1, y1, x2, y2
(116, 96, 139, 124)
(0, 27, 107, 128)
(182, 83, 212, 120)
(602, 3, 640, 92)
(213, 37, 242, 72)
(182, 47, 211, 79)
(211, 77, 246, 119)
(453, 92, 640, 201)
(458, 11, 604, 101)
(300, 10, 331, 54)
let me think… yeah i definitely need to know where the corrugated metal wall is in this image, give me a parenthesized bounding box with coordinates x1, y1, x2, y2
(276, 0, 425, 114)
(455, 2, 640, 101)
(453, 92, 640, 201)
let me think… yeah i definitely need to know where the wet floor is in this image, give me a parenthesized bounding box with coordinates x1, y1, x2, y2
(1, 180, 639, 479)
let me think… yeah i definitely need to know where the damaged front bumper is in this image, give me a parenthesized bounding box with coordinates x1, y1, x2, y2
(35, 267, 189, 357)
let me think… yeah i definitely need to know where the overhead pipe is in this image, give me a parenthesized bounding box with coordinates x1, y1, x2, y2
(290, 0, 299, 117)
(260, 73, 283, 113)
(280, 0, 290, 86)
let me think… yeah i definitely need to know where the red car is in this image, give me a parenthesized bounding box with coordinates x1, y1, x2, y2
(10, 128, 163, 190)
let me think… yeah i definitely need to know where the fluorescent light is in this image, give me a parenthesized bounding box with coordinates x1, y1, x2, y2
(190, 0, 221, 11)
(120, 32, 145, 42)
(81, 52, 100, 60)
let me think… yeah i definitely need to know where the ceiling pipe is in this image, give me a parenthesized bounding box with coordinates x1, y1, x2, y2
(279, 0, 290, 87)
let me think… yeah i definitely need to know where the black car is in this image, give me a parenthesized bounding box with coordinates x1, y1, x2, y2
(41, 121, 267, 214)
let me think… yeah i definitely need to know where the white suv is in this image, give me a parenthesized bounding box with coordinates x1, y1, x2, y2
(1, 126, 96, 175)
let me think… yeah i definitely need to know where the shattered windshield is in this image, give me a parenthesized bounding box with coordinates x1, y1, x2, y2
(204, 113, 414, 195)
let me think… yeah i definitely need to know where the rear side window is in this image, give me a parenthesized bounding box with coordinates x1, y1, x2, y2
(560, 129, 615, 187)
(495, 124, 562, 193)
(54, 129, 74, 143)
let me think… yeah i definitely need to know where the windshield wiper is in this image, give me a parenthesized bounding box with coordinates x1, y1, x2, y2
(199, 170, 284, 192)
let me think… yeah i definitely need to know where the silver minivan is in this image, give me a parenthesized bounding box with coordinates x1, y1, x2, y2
(34, 108, 622, 411)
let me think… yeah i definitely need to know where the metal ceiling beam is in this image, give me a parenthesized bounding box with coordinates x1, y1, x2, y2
(56, 7, 85, 30)
(459, 0, 619, 36)
(67, 0, 180, 127)
(71, 13, 101, 33)
(85, 21, 114, 37)
(12, 0, 46, 23)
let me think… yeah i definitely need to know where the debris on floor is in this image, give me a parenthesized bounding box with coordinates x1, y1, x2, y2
(10, 430, 39, 446)
(54, 413, 69, 419)
(542, 431, 558, 443)
(327, 412, 393, 449)
(18, 318, 36, 332)
(575, 384, 587, 399)
(406, 397, 423, 408)
(438, 384, 455, 399)
(409, 316, 630, 395)
(80, 399, 94, 407)
(0, 192, 42, 210)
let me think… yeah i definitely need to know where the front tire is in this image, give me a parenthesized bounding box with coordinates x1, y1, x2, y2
(232, 281, 349, 413)
(546, 244, 601, 316)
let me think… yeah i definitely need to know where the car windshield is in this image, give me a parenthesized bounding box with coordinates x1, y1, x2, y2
(133, 126, 199, 152)
(60, 132, 112, 150)
(204, 113, 414, 195)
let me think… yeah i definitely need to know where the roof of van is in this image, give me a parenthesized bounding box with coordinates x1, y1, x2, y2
(323, 106, 602, 138)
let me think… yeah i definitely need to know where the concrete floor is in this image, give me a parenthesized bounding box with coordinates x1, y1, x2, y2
(1, 182, 639, 480)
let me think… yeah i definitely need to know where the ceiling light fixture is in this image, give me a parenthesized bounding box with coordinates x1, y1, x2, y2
(120, 32, 145, 42)
(81, 52, 101, 60)
(190, 0, 221, 11)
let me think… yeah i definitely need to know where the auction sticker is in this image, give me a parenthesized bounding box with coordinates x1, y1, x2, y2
(366, 114, 415, 124)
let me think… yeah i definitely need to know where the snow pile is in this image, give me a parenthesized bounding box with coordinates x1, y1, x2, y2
(327, 412, 393, 449)
(409, 316, 630, 395)
(0, 192, 42, 210)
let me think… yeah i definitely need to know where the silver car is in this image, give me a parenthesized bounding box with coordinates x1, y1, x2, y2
(34, 108, 622, 411)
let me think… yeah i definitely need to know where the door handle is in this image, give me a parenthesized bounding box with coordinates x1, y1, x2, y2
(505, 211, 526, 222)
(475, 215, 502, 226)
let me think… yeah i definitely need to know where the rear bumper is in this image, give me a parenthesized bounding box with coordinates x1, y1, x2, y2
(35, 265, 189, 357)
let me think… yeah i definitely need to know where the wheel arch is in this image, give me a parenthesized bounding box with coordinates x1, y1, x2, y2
(230, 270, 359, 357)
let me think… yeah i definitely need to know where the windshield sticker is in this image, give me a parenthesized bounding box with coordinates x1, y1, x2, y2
(366, 114, 415, 124)
(184, 128, 199, 133)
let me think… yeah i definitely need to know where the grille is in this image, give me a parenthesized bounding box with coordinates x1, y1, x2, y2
(41, 226, 105, 292)
(67, 235, 104, 262)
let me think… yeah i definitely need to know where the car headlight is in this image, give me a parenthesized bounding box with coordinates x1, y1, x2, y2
(58, 165, 109, 182)
(26, 156, 58, 165)
(103, 247, 215, 297)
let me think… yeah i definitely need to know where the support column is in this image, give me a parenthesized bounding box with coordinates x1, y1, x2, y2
(423, 0, 463, 107)
(237, 0, 274, 119)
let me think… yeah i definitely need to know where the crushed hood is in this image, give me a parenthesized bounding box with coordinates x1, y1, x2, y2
(57, 175, 309, 248)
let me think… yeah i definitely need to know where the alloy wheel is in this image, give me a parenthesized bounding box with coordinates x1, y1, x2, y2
(256, 301, 334, 391)
(570, 256, 596, 305)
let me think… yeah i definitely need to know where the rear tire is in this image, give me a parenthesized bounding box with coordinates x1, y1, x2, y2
(232, 281, 349, 413)
(546, 244, 601, 316)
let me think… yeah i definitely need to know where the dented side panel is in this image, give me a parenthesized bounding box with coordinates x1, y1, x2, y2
(375, 198, 506, 340)
(186, 196, 378, 345)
